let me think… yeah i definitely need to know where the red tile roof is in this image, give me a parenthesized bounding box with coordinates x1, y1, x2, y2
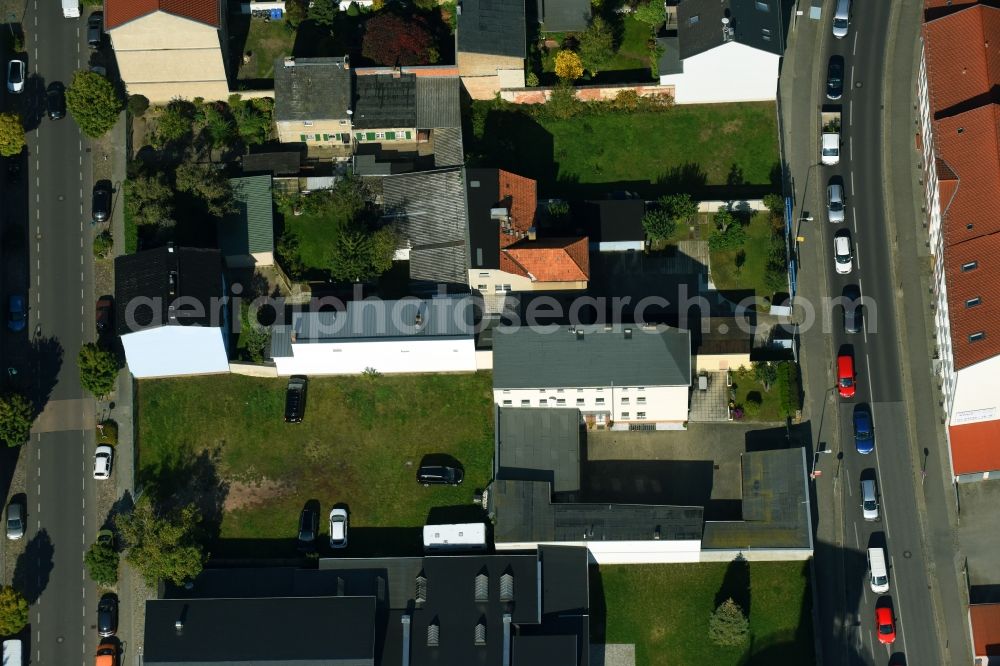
(497, 170, 536, 250)
(970, 603, 1000, 656)
(923, 5, 1000, 116)
(501, 237, 590, 282)
(949, 420, 1000, 474)
(105, 0, 220, 30)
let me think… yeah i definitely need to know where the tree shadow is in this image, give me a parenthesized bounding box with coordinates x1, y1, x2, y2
(656, 162, 708, 194)
(144, 446, 229, 543)
(27, 335, 63, 416)
(714, 554, 751, 619)
(13, 528, 54, 604)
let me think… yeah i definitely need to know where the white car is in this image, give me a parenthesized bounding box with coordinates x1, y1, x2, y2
(834, 230, 853, 275)
(329, 507, 348, 549)
(6, 60, 24, 94)
(93, 445, 113, 480)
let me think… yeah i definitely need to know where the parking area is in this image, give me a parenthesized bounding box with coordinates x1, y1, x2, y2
(957, 478, 1000, 590)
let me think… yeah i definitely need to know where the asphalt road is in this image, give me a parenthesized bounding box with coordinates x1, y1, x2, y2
(791, 1, 945, 664)
(10, 1, 99, 664)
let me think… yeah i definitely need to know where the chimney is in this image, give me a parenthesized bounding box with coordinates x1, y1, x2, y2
(343, 56, 350, 70)
(393, 67, 402, 78)
(283, 56, 295, 68)
(527, 226, 537, 241)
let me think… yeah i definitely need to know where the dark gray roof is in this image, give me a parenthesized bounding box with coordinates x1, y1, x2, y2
(492, 325, 691, 389)
(466, 168, 502, 270)
(415, 77, 461, 128)
(114, 246, 224, 336)
(703, 447, 812, 551)
(353, 74, 417, 129)
(497, 407, 581, 493)
(274, 57, 352, 122)
(657, 35, 683, 75)
(143, 597, 376, 666)
(381, 168, 471, 285)
(537, 0, 590, 31)
(691, 316, 753, 356)
(676, 0, 787, 60)
(571, 200, 645, 243)
(242, 151, 301, 177)
(430, 126, 464, 168)
(539, 545, 589, 615)
(218, 175, 274, 258)
(457, 0, 527, 58)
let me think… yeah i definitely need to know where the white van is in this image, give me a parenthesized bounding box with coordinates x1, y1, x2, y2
(867, 547, 889, 593)
(3, 639, 22, 666)
(861, 478, 879, 521)
(832, 0, 850, 38)
(61, 0, 80, 18)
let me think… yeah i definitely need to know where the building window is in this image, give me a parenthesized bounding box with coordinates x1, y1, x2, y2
(495, 285, 504, 293)
(556, 398, 566, 406)
(596, 388, 604, 392)
(503, 284, 512, 291)
(970, 332, 986, 342)
(303, 120, 314, 127)
(962, 261, 979, 272)
(596, 397, 605, 406)
(756, 0, 769, 10)
(502, 390, 510, 394)
(539, 389, 546, 393)
(539, 399, 548, 406)
(637, 397, 647, 405)
(576, 398, 585, 406)
(637, 412, 647, 420)
(502, 400, 512, 406)
(621, 397, 630, 405)
(521, 400, 530, 406)
(966, 297, 982, 308)
(621, 412, 630, 419)
(556, 389, 564, 393)
(577, 388, 584, 393)
(479, 272, 490, 277)
(637, 387, 645, 392)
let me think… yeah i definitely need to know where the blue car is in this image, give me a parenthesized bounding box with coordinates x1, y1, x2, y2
(7, 295, 25, 332)
(854, 409, 874, 455)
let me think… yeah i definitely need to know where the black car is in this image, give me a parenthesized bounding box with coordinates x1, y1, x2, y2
(417, 464, 464, 486)
(96, 296, 113, 334)
(827, 55, 844, 100)
(842, 284, 862, 334)
(88, 12, 104, 49)
(297, 506, 318, 551)
(92, 180, 112, 223)
(284, 375, 307, 423)
(97, 593, 118, 637)
(46, 82, 66, 120)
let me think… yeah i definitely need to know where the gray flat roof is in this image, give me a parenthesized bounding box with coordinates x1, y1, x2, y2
(497, 407, 581, 493)
(493, 325, 691, 389)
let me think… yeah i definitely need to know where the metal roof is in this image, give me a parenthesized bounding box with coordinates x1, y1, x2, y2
(492, 325, 691, 389)
(218, 175, 274, 258)
(274, 57, 352, 122)
(457, 0, 527, 58)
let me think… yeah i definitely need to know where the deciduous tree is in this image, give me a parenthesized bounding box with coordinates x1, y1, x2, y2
(78, 343, 119, 399)
(0, 113, 25, 157)
(708, 209, 747, 250)
(554, 49, 583, 81)
(229, 95, 274, 145)
(633, 0, 666, 29)
(84, 540, 119, 587)
(153, 100, 195, 148)
(362, 13, 437, 66)
(307, 0, 337, 26)
(641, 209, 676, 241)
(0, 392, 33, 447)
(125, 174, 175, 229)
(116, 495, 205, 587)
(175, 163, 235, 217)
(578, 17, 614, 75)
(66, 70, 123, 138)
(0, 587, 28, 635)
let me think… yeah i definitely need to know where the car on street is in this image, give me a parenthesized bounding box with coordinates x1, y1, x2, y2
(5, 499, 23, 540)
(6, 59, 24, 94)
(842, 284, 862, 334)
(87, 12, 104, 48)
(7, 294, 25, 332)
(826, 55, 844, 100)
(97, 593, 118, 637)
(96, 296, 113, 334)
(284, 375, 307, 423)
(93, 445, 113, 480)
(95, 640, 117, 666)
(833, 0, 850, 39)
(834, 229, 853, 275)
(827, 179, 845, 223)
(861, 478, 879, 521)
(875, 606, 896, 645)
(297, 505, 318, 551)
(92, 180, 112, 223)
(853, 407, 874, 454)
(837, 353, 856, 399)
(417, 463, 464, 486)
(46, 82, 66, 120)
(329, 507, 348, 549)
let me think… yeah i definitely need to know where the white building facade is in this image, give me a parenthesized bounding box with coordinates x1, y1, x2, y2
(659, 41, 780, 104)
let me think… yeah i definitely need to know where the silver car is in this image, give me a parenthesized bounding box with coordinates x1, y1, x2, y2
(861, 478, 879, 521)
(6, 59, 24, 94)
(329, 508, 348, 549)
(6, 501, 23, 540)
(827, 182, 845, 223)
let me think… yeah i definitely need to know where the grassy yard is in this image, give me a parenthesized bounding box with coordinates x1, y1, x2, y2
(235, 18, 296, 82)
(592, 561, 814, 665)
(539, 17, 654, 82)
(277, 205, 345, 277)
(275, 184, 369, 280)
(468, 102, 779, 200)
(137, 373, 495, 557)
(709, 212, 785, 298)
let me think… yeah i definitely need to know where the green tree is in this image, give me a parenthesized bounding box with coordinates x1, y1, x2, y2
(201, 104, 237, 150)
(125, 174, 175, 229)
(641, 208, 676, 241)
(153, 100, 195, 148)
(762, 192, 784, 218)
(0, 113, 25, 157)
(116, 495, 205, 587)
(127, 94, 150, 118)
(708, 209, 747, 250)
(307, 0, 337, 26)
(547, 200, 570, 224)
(66, 70, 123, 138)
(285, 0, 308, 26)
(229, 95, 274, 145)
(0, 393, 33, 447)
(660, 193, 698, 224)
(554, 49, 584, 81)
(329, 225, 397, 283)
(633, 0, 666, 29)
(84, 540, 120, 586)
(276, 232, 305, 280)
(175, 163, 235, 218)
(752, 360, 778, 392)
(239, 301, 271, 363)
(0, 587, 28, 635)
(545, 82, 583, 120)
(579, 17, 615, 75)
(78, 343, 119, 398)
(709, 598, 749, 647)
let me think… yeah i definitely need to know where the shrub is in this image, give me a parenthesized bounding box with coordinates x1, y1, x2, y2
(93, 230, 113, 258)
(85, 541, 119, 586)
(127, 94, 150, 118)
(346, 1, 359, 15)
(554, 49, 583, 81)
(526, 71, 539, 87)
(543, 83, 582, 120)
(763, 192, 784, 218)
(776, 361, 801, 417)
(642, 209, 676, 242)
(612, 89, 640, 112)
(742, 398, 761, 418)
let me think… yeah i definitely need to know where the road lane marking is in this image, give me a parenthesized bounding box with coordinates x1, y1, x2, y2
(850, 171, 855, 196)
(849, 100, 853, 126)
(853, 521, 860, 547)
(853, 31, 858, 56)
(849, 136, 853, 161)
(851, 65, 855, 89)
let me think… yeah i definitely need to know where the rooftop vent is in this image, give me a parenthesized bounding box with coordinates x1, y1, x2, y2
(527, 226, 537, 241)
(414, 311, 423, 328)
(167, 242, 175, 253)
(721, 17, 734, 42)
(174, 620, 183, 632)
(415, 574, 427, 605)
(475, 572, 489, 602)
(427, 620, 439, 647)
(575, 329, 584, 341)
(168, 270, 178, 297)
(624, 328, 632, 339)
(283, 57, 295, 67)
(500, 572, 514, 602)
(475, 619, 487, 646)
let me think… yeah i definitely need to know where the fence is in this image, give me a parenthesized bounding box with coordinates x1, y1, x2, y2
(499, 82, 675, 104)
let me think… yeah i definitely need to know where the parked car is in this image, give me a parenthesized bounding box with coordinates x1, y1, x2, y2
(826, 55, 844, 100)
(837, 353, 856, 399)
(834, 230, 853, 275)
(875, 606, 896, 645)
(7, 294, 25, 332)
(96, 296, 113, 334)
(5, 499, 23, 540)
(87, 12, 104, 48)
(827, 178, 845, 223)
(832, 0, 850, 39)
(329, 507, 348, 549)
(842, 284, 862, 334)
(417, 463, 464, 486)
(297, 505, 318, 551)
(95, 640, 117, 666)
(6, 59, 24, 94)
(853, 408, 874, 454)
(92, 180, 112, 223)
(46, 82, 66, 120)
(861, 478, 879, 521)
(97, 593, 118, 637)
(93, 445, 113, 480)
(285, 375, 307, 423)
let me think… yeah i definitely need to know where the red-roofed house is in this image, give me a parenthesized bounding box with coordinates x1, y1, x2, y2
(106, 0, 231, 103)
(969, 602, 1000, 664)
(920, 2, 1000, 479)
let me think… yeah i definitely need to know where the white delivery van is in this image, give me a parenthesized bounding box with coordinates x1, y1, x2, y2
(867, 547, 889, 593)
(62, 0, 80, 18)
(3, 639, 22, 666)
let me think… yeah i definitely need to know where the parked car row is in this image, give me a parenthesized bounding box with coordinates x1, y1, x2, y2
(296, 504, 349, 551)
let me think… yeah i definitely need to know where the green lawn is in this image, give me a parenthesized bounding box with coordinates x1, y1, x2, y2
(137, 373, 495, 557)
(276, 186, 367, 279)
(469, 102, 779, 199)
(710, 212, 785, 298)
(236, 18, 296, 82)
(540, 17, 654, 81)
(592, 561, 814, 666)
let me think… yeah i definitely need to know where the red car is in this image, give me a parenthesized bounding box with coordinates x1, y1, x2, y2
(837, 354, 856, 398)
(875, 606, 896, 645)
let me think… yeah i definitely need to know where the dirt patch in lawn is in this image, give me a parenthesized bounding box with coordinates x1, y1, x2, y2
(224, 477, 291, 513)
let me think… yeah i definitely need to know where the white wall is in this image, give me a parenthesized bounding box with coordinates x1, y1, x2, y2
(493, 385, 689, 423)
(275, 338, 478, 376)
(659, 41, 779, 104)
(950, 356, 1000, 425)
(122, 326, 230, 378)
(596, 240, 644, 252)
(496, 540, 701, 564)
